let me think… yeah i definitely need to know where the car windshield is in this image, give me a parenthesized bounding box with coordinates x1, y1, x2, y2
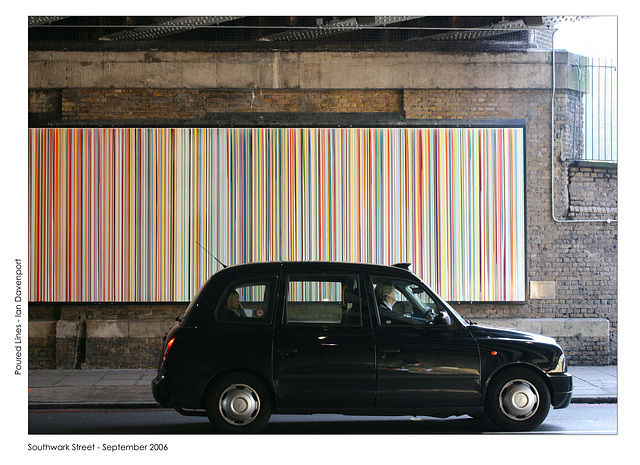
(404, 284, 435, 310)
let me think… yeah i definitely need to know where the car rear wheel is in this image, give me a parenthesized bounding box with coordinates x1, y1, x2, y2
(205, 373, 271, 433)
(485, 367, 551, 431)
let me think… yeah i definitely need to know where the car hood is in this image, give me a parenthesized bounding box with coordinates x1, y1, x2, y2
(466, 323, 558, 346)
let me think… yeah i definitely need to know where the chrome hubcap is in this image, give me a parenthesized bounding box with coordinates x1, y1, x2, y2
(219, 384, 260, 426)
(499, 379, 539, 421)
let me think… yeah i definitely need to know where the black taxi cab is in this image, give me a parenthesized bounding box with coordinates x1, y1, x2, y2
(152, 261, 572, 432)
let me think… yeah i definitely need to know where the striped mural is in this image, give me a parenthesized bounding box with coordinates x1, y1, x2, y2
(28, 127, 525, 302)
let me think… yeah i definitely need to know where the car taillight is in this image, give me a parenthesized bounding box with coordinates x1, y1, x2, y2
(161, 337, 175, 368)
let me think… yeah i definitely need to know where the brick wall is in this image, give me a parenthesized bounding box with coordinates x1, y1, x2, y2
(29, 303, 184, 369)
(568, 163, 618, 219)
(27, 50, 617, 367)
(58, 88, 403, 121)
(403, 89, 548, 120)
(28, 89, 60, 114)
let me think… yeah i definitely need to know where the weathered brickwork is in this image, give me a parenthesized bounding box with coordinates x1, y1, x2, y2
(29, 337, 56, 369)
(58, 88, 403, 121)
(28, 89, 61, 114)
(556, 336, 611, 366)
(568, 164, 617, 219)
(28, 50, 617, 368)
(55, 338, 78, 369)
(32, 334, 169, 369)
(84, 337, 164, 369)
(403, 89, 549, 121)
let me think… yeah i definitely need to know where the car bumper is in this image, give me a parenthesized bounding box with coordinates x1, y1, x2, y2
(548, 372, 572, 409)
(152, 373, 210, 411)
(151, 374, 174, 407)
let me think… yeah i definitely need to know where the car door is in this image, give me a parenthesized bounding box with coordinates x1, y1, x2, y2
(273, 273, 376, 410)
(175, 274, 278, 395)
(370, 276, 481, 408)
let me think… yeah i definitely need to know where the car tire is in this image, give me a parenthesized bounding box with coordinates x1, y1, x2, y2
(205, 373, 272, 433)
(485, 366, 551, 431)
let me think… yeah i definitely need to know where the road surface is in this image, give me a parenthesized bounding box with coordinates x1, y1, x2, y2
(28, 403, 616, 434)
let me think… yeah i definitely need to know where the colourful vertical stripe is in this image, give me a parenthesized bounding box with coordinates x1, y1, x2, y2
(28, 127, 525, 302)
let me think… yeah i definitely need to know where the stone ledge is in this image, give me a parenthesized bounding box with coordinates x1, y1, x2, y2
(28, 320, 56, 337)
(32, 317, 610, 339)
(569, 160, 618, 170)
(474, 318, 610, 338)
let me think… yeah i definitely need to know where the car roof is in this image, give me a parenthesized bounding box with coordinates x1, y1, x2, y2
(210, 260, 415, 278)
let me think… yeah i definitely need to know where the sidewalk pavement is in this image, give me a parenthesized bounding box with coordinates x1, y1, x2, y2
(27, 366, 617, 409)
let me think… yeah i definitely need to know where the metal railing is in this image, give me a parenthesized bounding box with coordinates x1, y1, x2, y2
(578, 57, 617, 162)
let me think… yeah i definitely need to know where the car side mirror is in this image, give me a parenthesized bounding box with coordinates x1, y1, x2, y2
(435, 311, 452, 326)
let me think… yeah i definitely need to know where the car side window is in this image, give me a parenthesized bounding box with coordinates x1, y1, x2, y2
(285, 276, 361, 326)
(372, 277, 449, 326)
(215, 281, 272, 323)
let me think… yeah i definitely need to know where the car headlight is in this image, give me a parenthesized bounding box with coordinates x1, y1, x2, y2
(550, 353, 567, 373)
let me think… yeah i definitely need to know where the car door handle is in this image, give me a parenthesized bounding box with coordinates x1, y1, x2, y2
(278, 348, 298, 356)
(380, 348, 400, 354)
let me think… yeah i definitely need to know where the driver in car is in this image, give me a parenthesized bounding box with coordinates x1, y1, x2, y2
(375, 282, 433, 325)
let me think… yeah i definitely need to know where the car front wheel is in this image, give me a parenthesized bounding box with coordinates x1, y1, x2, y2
(205, 373, 272, 433)
(485, 367, 551, 431)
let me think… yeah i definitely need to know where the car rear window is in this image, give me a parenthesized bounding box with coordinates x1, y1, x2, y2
(285, 276, 361, 326)
(215, 281, 273, 323)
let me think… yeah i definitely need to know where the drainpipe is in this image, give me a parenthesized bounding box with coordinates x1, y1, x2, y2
(550, 28, 617, 224)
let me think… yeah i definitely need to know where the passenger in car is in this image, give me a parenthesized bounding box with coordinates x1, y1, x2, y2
(219, 290, 246, 319)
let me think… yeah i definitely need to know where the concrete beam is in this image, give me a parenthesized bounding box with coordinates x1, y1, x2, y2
(29, 50, 581, 91)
